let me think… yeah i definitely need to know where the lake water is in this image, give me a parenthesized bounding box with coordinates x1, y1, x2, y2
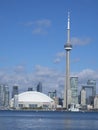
(0, 110, 98, 130)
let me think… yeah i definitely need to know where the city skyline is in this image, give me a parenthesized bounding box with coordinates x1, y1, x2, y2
(0, 0, 98, 95)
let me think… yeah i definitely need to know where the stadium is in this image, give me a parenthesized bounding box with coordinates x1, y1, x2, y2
(10, 91, 55, 109)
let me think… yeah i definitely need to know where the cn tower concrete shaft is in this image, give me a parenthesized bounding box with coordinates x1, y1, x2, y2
(64, 12, 72, 109)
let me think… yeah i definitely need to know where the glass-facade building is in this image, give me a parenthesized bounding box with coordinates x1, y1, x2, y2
(48, 90, 57, 99)
(0, 85, 4, 107)
(4, 86, 9, 107)
(37, 82, 42, 92)
(82, 80, 96, 105)
(70, 77, 78, 104)
(81, 88, 86, 106)
(87, 80, 96, 96)
(12, 86, 18, 98)
(0, 84, 9, 108)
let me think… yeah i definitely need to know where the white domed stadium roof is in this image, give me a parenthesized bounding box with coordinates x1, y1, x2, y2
(18, 91, 54, 103)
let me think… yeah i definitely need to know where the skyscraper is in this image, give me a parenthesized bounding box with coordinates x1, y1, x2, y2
(81, 88, 86, 106)
(4, 86, 9, 107)
(37, 82, 42, 92)
(0, 84, 9, 108)
(12, 86, 18, 98)
(70, 77, 78, 104)
(87, 80, 96, 96)
(82, 80, 96, 105)
(0, 84, 4, 107)
(94, 95, 98, 109)
(64, 12, 72, 109)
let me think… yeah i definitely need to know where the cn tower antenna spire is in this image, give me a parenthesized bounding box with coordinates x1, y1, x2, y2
(67, 11, 71, 44)
(68, 12, 70, 30)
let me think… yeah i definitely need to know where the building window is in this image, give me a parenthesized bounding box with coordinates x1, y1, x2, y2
(43, 104, 49, 109)
(19, 104, 23, 108)
(29, 104, 37, 108)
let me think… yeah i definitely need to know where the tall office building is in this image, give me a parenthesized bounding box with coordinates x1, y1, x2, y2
(37, 82, 42, 92)
(0, 84, 9, 108)
(4, 86, 9, 107)
(81, 88, 86, 106)
(14, 95, 18, 109)
(0, 84, 4, 107)
(87, 80, 96, 96)
(12, 86, 18, 98)
(82, 80, 96, 105)
(64, 12, 72, 109)
(94, 95, 98, 109)
(70, 77, 78, 104)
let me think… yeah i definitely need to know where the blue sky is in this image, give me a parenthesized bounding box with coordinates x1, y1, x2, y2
(0, 0, 98, 96)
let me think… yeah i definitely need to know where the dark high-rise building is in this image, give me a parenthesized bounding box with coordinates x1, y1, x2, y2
(12, 86, 18, 98)
(37, 82, 42, 92)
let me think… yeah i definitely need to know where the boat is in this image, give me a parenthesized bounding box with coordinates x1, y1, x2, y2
(68, 103, 79, 112)
(68, 107, 79, 112)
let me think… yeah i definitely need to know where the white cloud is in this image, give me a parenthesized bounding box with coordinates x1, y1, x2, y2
(77, 69, 98, 83)
(74, 69, 98, 93)
(23, 21, 34, 26)
(22, 19, 51, 35)
(0, 65, 98, 97)
(34, 19, 51, 27)
(14, 65, 26, 73)
(0, 65, 64, 96)
(56, 52, 65, 58)
(71, 58, 80, 63)
(35, 65, 55, 76)
(71, 37, 91, 46)
(32, 28, 47, 35)
(54, 51, 80, 64)
(54, 51, 65, 64)
(54, 58, 61, 64)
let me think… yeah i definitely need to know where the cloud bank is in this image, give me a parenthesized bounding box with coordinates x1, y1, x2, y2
(22, 19, 51, 35)
(54, 52, 65, 63)
(0, 65, 98, 97)
(71, 37, 91, 46)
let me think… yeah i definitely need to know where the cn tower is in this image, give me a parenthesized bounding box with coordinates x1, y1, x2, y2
(64, 12, 72, 109)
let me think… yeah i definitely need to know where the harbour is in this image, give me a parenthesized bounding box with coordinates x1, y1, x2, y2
(0, 110, 98, 130)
